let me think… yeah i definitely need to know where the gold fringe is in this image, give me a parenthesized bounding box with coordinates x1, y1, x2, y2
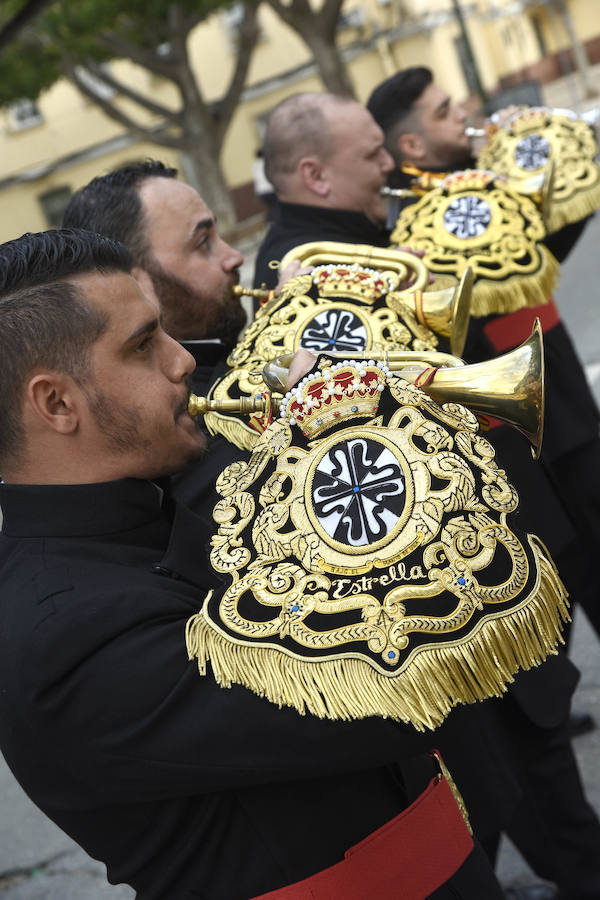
(186, 539, 569, 732)
(469, 246, 560, 317)
(546, 181, 600, 234)
(204, 411, 259, 451)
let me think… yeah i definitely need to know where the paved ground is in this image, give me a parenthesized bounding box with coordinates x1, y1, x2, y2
(1, 69, 600, 900)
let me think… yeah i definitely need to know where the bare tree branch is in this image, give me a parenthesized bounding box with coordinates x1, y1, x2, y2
(262, 0, 311, 30)
(68, 64, 184, 149)
(0, 0, 55, 52)
(320, 0, 346, 38)
(84, 61, 182, 125)
(213, 3, 260, 146)
(98, 32, 176, 80)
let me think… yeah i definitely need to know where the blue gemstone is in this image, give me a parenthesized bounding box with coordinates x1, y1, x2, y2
(329, 339, 336, 345)
(316, 418, 322, 425)
(292, 604, 299, 612)
(458, 576, 466, 585)
(351, 405, 358, 412)
(353, 486, 359, 493)
(388, 651, 396, 659)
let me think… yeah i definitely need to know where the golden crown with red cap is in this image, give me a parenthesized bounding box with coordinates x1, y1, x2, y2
(278, 358, 388, 439)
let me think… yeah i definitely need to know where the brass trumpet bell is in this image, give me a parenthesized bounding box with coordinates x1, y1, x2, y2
(503, 160, 555, 226)
(420, 318, 545, 459)
(189, 320, 544, 458)
(398, 267, 473, 357)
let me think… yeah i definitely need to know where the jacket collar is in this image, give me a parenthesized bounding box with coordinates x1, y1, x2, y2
(275, 201, 390, 245)
(0, 478, 164, 538)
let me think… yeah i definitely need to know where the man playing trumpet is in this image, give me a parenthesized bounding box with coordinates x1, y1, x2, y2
(0, 227, 512, 899)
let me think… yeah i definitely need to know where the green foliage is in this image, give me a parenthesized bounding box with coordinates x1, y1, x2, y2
(0, 0, 238, 105)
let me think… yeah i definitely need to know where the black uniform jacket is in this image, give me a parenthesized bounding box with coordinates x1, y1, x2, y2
(248, 198, 580, 717)
(253, 202, 390, 290)
(0, 478, 510, 900)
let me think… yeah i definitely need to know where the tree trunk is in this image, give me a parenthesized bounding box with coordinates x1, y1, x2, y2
(303, 28, 355, 95)
(554, 0, 597, 99)
(179, 144, 237, 233)
(262, 0, 355, 97)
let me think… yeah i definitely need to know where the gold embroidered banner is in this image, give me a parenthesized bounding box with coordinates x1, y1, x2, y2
(477, 107, 600, 234)
(390, 170, 559, 317)
(187, 357, 568, 731)
(206, 243, 454, 450)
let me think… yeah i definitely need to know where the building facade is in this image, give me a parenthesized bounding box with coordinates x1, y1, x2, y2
(0, 0, 598, 242)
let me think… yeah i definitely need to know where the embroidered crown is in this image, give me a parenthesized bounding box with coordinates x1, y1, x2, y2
(506, 107, 550, 135)
(279, 358, 388, 439)
(442, 169, 496, 194)
(312, 264, 397, 303)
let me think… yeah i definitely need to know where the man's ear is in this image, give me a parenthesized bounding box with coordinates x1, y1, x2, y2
(132, 266, 159, 304)
(297, 156, 330, 198)
(26, 372, 81, 435)
(397, 131, 426, 163)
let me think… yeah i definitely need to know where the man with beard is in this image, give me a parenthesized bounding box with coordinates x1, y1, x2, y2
(63, 160, 246, 397)
(63, 160, 248, 507)
(367, 66, 600, 899)
(0, 227, 506, 900)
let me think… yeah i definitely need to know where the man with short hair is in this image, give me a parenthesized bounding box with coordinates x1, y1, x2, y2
(253, 92, 395, 288)
(368, 66, 600, 898)
(367, 66, 472, 176)
(63, 160, 249, 508)
(0, 227, 505, 900)
(63, 160, 246, 396)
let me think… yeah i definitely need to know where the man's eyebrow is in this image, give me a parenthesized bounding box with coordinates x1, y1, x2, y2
(189, 216, 215, 242)
(124, 317, 160, 346)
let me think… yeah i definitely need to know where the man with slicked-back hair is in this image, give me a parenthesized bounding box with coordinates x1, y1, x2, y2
(63, 160, 250, 509)
(0, 227, 507, 900)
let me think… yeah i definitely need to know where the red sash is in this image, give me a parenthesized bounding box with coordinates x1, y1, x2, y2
(483, 298, 560, 353)
(478, 299, 559, 432)
(252, 753, 473, 900)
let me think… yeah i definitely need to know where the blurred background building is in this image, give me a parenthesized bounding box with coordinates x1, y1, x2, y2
(0, 0, 598, 243)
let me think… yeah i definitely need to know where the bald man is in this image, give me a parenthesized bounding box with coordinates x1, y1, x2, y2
(253, 92, 394, 289)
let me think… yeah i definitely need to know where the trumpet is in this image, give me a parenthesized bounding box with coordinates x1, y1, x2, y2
(381, 165, 554, 225)
(380, 186, 421, 200)
(465, 126, 487, 139)
(188, 319, 544, 458)
(233, 284, 269, 301)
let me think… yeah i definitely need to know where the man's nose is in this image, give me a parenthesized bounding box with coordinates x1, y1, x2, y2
(221, 240, 244, 272)
(166, 334, 196, 381)
(381, 149, 395, 173)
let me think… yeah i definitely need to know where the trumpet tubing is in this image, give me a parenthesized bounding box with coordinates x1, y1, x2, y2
(188, 395, 268, 417)
(232, 284, 270, 300)
(396, 268, 473, 358)
(261, 349, 465, 394)
(189, 320, 544, 457)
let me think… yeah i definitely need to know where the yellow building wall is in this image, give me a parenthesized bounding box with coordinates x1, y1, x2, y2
(0, 142, 181, 244)
(0, 0, 598, 243)
(529, 0, 598, 55)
